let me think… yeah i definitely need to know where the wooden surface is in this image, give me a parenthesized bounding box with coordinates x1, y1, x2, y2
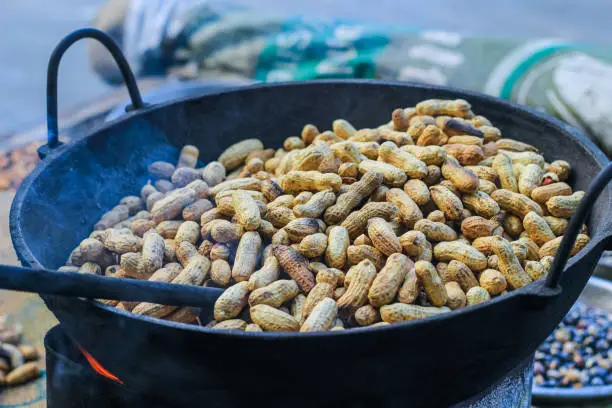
(0, 191, 55, 407)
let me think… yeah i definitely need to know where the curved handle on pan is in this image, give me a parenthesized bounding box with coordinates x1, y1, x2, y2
(545, 161, 612, 289)
(0, 264, 222, 309)
(39, 28, 146, 159)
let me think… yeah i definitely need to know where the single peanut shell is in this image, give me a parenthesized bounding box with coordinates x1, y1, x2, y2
(250, 304, 300, 332)
(369, 253, 413, 307)
(380, 303, 450, 323)
(272, 245, 315, 293)
(445, 282, 467, 310)
(300, 298, 338, 332)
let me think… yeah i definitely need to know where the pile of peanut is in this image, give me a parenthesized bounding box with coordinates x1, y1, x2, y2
(61, 98, 590, 332)
(0, 316, 41, 387)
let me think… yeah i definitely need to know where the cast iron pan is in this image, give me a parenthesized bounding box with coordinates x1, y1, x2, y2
(3, 29, 612, 407)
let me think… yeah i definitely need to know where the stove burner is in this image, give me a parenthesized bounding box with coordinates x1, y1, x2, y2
(45, 326, 533, 407)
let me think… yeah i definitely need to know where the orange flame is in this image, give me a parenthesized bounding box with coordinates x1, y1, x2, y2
(78, 345, 124, 385)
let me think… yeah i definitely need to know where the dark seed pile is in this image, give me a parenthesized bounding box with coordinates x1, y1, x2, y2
(534, 302, 612, 388)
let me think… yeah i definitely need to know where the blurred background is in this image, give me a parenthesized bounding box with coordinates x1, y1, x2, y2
(1, 0, 611, 138)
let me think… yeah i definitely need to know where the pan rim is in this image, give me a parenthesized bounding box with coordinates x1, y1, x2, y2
(10, 79, 612, 338)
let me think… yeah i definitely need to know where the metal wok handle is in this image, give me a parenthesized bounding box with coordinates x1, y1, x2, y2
(545, 161, 612, 289)
(39, 28, 145, 159)
(0, 264, 222, 309)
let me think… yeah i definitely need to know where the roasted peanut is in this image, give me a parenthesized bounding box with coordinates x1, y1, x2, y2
(390, 108, 415, 131)
(230, 190, 261, 231)
(524, 261, 547, 281)
(416, 99, 471, 117)
(491, 189, 543, 218)
(398, 230, 426, 257)
(297, 123, 319, 144)
(347, 245, 386, 271)
(414, 261, 447, 306)
(447, 135, 483, 146)
(198, 161, 225, 187)
(350, 128, 381, 143)
(148, 161, 175, 180)
(214, 281, 250, 321)
(503, 214, 524, 237)
(380, 303, 450, 323)
(358, 159, 406, 187)
(171, 221, 199, 246)
(283, 218, 321, 242)
(380, 127, 413, 146)
(531, 182, 572, 204)
(466, 286, 491, 305)
(493, 153, 518, 193)
(176, 241, 199, 266)
(294, 233, 327, 258)
(341, 202, 398, 240)
(369, 254, 412, 307)
(210, 243, 231, 261)
(218, 139, 264, 171)
(171, 167, 201, 188)
(488, 236, 532, 289)
(354, 304, 381, 326)
(443, 144, 484, 166)
(544, 216, 568, 236)
(94, 205, 130, 230)
(378, 141, 427, 178)
(445, 282, 467, 310)
(249, 280, 300, 308)
(331, 119, 356, 139)
(397, 267, 419, 304)
(548, 160, 571, 181)
(461, 216, 497, 240)
(280, 170, 342, 193)
(247, 256, 280, 291)
(232, 231, 262, 282)
(386, 188, 423, 228)
(292, 191, 335, 219)
(212, 319, 248, 331)
(175, 145, 198, 168)
(337, 260, 377, 315)
(300, 298, 338, 332)
(422, 165, 442, 186)
(539, 234, 590, 258)
(441, 156, 479, 193)
(433, 241, 487, 271)
(414, 219, 457, 242)
(367, 218, 402, 256)
(250, 304, 300, 332)
(210, 178, 261, 197)
(400, 180, 429, 207)
(354, 234, 373, 246)
(518, 164, 543, 196)
(546, 191, 584, 218)
(446, 260, 479, 292)
(272, 245, 315, 293)
(151, 187, 197, 223)
(207, 259, 230, 287)
(478, 269, 507, 296)
(462, 191, 500, 218)
(417, 125, 448, 146)
(430, 185, 463, 221)
(316, 226, 349, 269)
(523, 211, 556, 245)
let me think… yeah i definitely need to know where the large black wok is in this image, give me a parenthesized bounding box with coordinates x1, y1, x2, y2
(5, 29, 612, 407)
